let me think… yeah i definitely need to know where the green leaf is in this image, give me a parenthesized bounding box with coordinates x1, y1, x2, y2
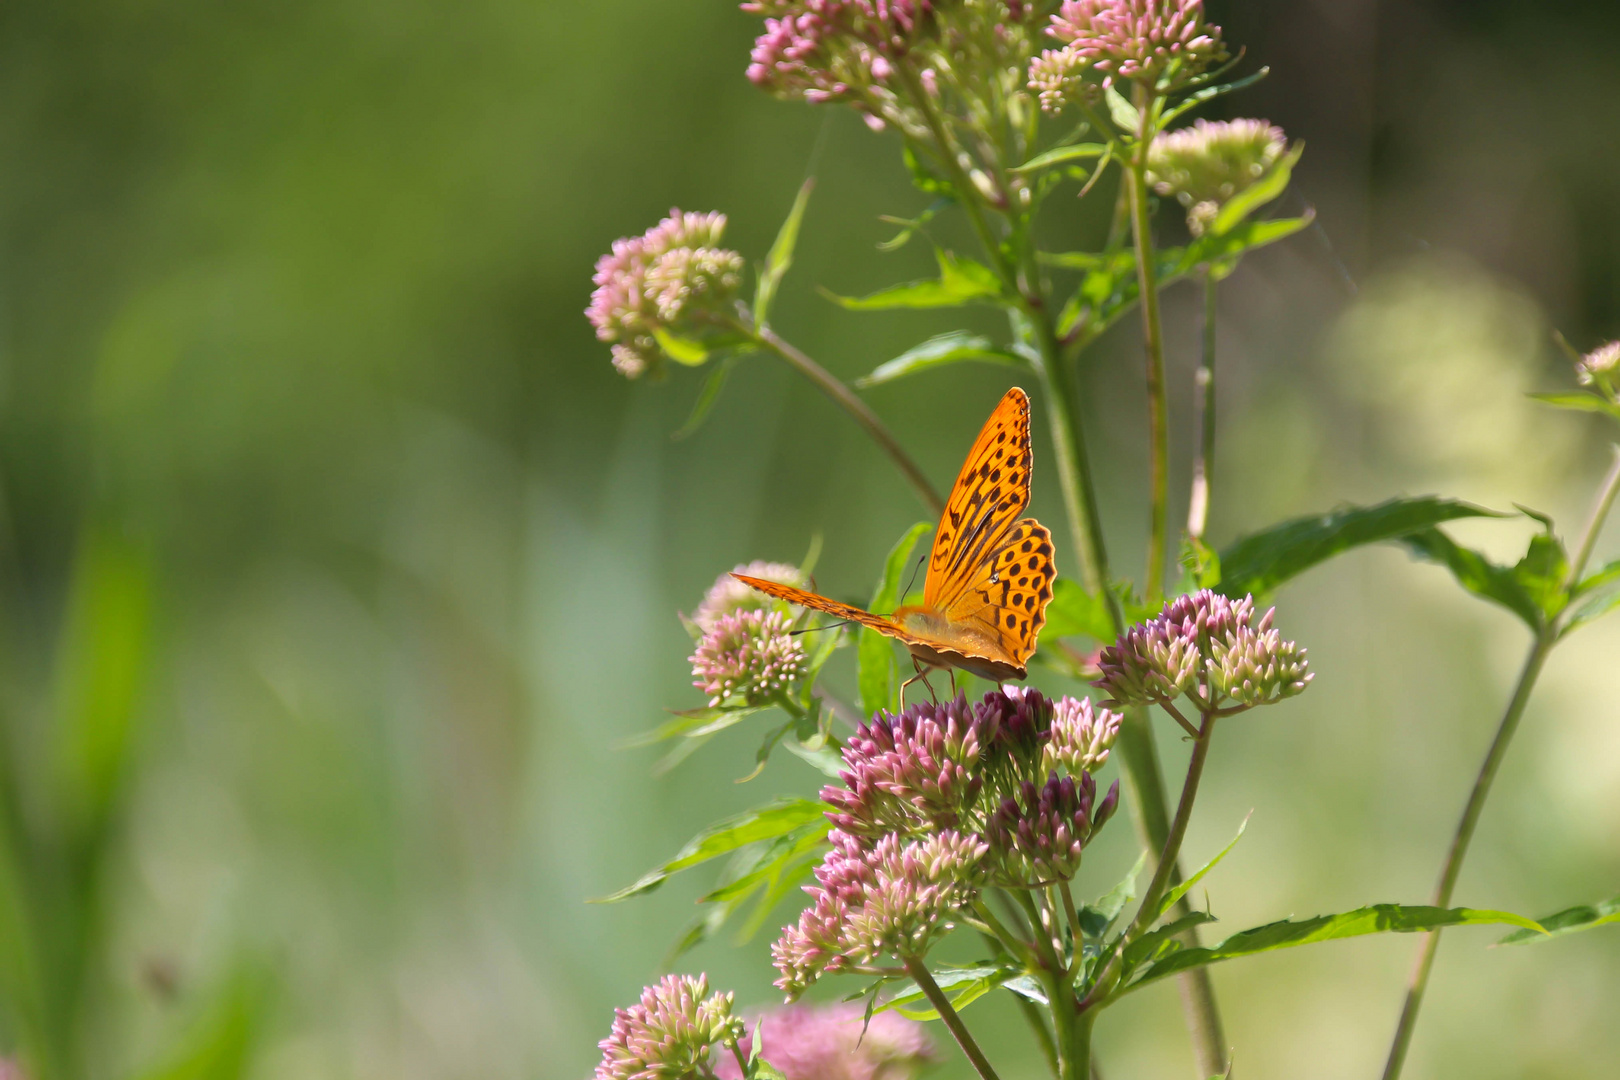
(1126, 905, 1542, 991)
(878, 196, 953, 253)
(1563, 557, 1620, 635)
(1527, 392, 1620, 423)
(1157, 812, 1250, 919)
(673, 355, 740, 440)
(737, 716, 799, 783)
(1216, 497, 1504, 599)
(1162, 66, 1272, 125)
(1120, 910, 1220, 976)
(903, 143, 954, 197)
(1077, 851, 1149, 939)
(1180, 535, 1221, 592)
(1397, 529, 1544, 632)
(624, 704, 768, 748)
(1105, 85, 1139, 132)
(1039, 577, 1116, 643)
(592, 798, 829, 902)
(877, 965, 1015, 1020)
(860, 523, 933, 719)
(755, 179, 814, 330)
(1210, 142, 1304, 236)
(827, 249, 1004, 310)
(134, 965, 270, 1080)
(749, 1060, 790, 1080)
(651, 326, 711, 366)
(1012, 143, 1108, 174)
(54, 528, 154, 831)
(1498, 894, 1620, 945)
(856, 331, 1025, 389)
(1184, 215, 1313, 276)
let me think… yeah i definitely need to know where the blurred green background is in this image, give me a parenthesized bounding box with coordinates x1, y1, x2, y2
(0, 1, 1617, 1077)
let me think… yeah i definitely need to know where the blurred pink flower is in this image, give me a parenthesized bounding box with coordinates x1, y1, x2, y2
(714, 1003, 933, 1080)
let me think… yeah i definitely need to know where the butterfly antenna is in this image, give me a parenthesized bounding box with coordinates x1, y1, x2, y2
(791, 619, 855, 636)
(901, 550, 927, 600)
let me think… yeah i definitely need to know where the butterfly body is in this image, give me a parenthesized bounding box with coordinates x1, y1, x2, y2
(734, 387, 1056, 689)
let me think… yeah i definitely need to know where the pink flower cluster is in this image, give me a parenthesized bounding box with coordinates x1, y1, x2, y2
(595, 973, 743, 1080)
(586, 209, 744, 379)
(1095, 590, 1311, 711)
(714, 1003, 933, 1080)
(1042, 694, 1123, 775)
(743, 0, 934, 113)
(823, 695, 986, 839)
(1032, 0, 1226, 107)
(1147, 118, 1289, 235)
(772, 829, 988, 996)
(692, 560, 808, 632)
(689, 609, 807, 708)
(1577, 340, 1620, 400)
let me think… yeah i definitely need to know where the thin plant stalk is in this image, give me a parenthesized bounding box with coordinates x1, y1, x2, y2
(1127, 86, 1171, 599)
(750, 324, 945, 517)
(904, 955, 1003, 1080)
(1380, 447, 1620, 1080)
(1187, 268, 1217, 539)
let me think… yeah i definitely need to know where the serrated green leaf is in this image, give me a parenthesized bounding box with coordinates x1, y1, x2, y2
(856, 331, 1024, 388)
(1216, 497, 1504, 599)
(1125, 905, 1542, 991)
(1527, 392, 1620, 423)
(1157, 812, 1250, 919)
(1012, 143, 1109, 174)
(755, 179, 815, 330)
(592, 798, 829, 902)
(860, 523, 933, 719)
(1498, 894, 1620, 945)
(1210, 142, 1304, 236)
(1105, 85, 1139, 132)
(652, 326, 711, 366)
(1398, 529, 1543, 632)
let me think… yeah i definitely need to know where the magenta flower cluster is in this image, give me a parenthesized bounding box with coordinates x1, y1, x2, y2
(586, 210, 745, 379)
(1032, 0, 1226, 109)
(774, 689, 1124, 996)
(1095, 590, 1312, 712)
(713, 1003, 933, 1080)
(985, 772, 1118, 884)
(595, 973, 744, 1080)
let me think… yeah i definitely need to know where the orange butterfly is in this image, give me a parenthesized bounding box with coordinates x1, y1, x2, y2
(736, 387, 1056, 696)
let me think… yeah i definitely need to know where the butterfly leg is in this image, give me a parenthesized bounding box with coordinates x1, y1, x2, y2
(900, 657, 940, 706)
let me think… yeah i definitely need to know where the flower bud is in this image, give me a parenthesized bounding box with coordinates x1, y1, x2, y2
(586, 210, 744, 379)
(1043, 696, 1123, 774)
(595, 973, 745, 1080)
(1146, 119, 1290, 236)
(689, 609, 807, 708)
(1576, 340, 1620, 402)
(1045, 0, 1227, 91)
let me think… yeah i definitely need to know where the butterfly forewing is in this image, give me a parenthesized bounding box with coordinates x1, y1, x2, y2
(729, 575, 903, 637)
(925, 388, 1033, 611)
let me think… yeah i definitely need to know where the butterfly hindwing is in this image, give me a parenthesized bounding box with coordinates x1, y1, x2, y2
(939, 518, 1055, 665)
(925, 388, 1032, 611)
(729, 574, 904, 637)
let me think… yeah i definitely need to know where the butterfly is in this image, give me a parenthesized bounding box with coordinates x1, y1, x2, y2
(735, 387, 1056, 697)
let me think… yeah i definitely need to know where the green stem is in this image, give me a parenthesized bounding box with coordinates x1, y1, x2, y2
(1381, 447, 1620, 1079)
(903, 955, 1003, 1080)
(1125, 88, 1170, 599)
(751, 324, 945, 517)
(1187, 268, 1216, 540)
(979, 928, 1059, 1080)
